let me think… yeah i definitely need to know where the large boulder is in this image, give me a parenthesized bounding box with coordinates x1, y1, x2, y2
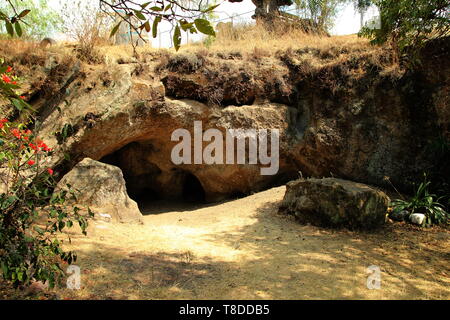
(279, 178, 390, 229)
(56, 158, 143, 224)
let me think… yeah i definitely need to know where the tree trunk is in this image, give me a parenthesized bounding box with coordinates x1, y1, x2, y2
(251, 0, 293, 23)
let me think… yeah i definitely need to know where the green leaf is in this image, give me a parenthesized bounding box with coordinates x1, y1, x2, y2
(134, 10, 146, 21)
(144, 21, 151, 33)
(194, 18, 215, 36)
(150, 6, 163, 12)
(173, 24, 181, 51)
(34, 226, 45, 235)
(164, 4, 172, 12)
(11, 98, 25, 111)
(1, 262, 8, 276)
(14, 22, 22, 37)
(180, 21, 194, 32)
(141, 2, 151, 9)
(18, 9, 31, 19)
(110, 22, 121, 38)
(152, 16, 161, 38)
(202, 4, 220, 13)
(139, 20, 151, 33)
(5, 21, 14, 37)
(1, 196, 17, 209)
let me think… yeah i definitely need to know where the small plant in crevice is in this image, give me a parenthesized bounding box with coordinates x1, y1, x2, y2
(390, 174, 449, 227)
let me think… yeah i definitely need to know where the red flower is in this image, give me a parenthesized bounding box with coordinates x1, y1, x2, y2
(20, 96, 25, 99)
(27, 160, 35, 166)
(2, 74, 11, 83)
(29, 143, 37, 151)
(47, 168, 54, 175)
(11, 81, 17, 85)
(6, 66, 12, 73)
(11, 128, 21, 139)
(38, 141, 47, 150)
(0, 119, 7, 123)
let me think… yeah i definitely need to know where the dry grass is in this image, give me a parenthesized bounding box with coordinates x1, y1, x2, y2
(182, 22, 372, 58)
(170, 22, 401, 87)
(0, 39, 78, 68)
(0, 22, 401, 112)
(0, 25, 401, 114)
(152, 25, 400, 105)
(0, 23, 389, 72)
(0, 39, 47, 66)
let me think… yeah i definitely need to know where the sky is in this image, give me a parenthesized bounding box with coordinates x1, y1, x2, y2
(45, 0, 379, 48)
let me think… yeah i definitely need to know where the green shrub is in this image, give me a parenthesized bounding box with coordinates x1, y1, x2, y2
(0, 60, 92, 288)
(391, 175, 449, 226)
(360, 0, 450, 62)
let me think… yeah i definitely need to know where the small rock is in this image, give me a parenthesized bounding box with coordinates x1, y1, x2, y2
(390, 210, 410, 222)
(410, 213, 426, 225)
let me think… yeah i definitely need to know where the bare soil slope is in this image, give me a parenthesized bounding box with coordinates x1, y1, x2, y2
(53, 186, 449, 300)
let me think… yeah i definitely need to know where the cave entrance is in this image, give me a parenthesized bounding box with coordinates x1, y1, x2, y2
(182, 173, 206, 203)
(128, 171, 207, 214)
(99, 142, 207, 215)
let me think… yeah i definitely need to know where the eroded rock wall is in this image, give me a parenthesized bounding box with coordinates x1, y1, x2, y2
(16, 38, 449, 202)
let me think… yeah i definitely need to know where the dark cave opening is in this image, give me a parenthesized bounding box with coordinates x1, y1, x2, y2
(99, 142, 207, 214)
(99, 139, 300, 214)
(182, 173, 206, 203)
(131, 185, 161, 207)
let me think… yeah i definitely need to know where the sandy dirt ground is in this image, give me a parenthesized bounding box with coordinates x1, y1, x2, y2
(40, 186, 450, 300)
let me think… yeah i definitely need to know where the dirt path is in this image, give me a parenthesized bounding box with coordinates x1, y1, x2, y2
(57, 186, 450, 300)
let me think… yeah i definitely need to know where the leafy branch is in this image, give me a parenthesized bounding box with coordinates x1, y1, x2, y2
(99, 0, 225, 51)
(0, 0, 31, 37)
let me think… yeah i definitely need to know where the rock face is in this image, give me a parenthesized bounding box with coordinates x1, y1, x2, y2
(15, 37, 448, 205)
(40, 62, 299, 202)
(56, 158, 143, 224)
(279, 178, 390, 229)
